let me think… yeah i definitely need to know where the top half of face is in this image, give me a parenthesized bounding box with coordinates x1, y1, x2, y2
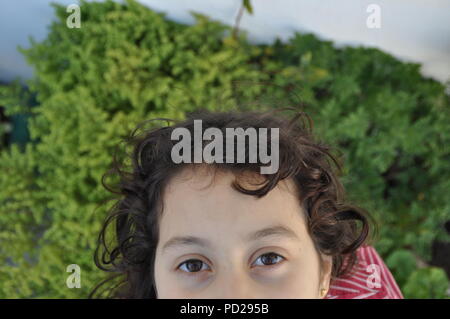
(154, 166, 320, 270)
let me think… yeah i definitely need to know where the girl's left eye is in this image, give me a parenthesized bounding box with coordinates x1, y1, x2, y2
(177, 259, 211, 273)
(252, 252, 285, 267)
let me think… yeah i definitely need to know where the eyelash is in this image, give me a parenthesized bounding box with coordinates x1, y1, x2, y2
(253, 252, 285, 268)
(176, 252, 286, 274)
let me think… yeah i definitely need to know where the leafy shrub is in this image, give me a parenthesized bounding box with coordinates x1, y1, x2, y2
(0, 0, 263, 298)
(385, 249, 418, 288)
(254, 34, 450, 296)
(403, 267, 449, 299)
(0, 0, 448, 298)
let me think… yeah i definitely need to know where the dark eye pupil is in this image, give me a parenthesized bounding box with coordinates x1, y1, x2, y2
(261, 253, 278, 265)
(186, 260, 203, 272)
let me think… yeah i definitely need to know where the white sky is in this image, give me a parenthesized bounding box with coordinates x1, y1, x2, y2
(1, 0, 449, 84)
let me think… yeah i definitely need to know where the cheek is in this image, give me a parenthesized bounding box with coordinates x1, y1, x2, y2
(154, 255, 176, 299)
(154, 263, 322, 299)
(262, 240, 323, 298)
(155, 272, 186, 299)
(154, 255, 209, 299)
(257, 258, 321, 298)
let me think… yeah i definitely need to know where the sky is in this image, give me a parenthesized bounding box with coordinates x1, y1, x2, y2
(0, 0, 449, 84)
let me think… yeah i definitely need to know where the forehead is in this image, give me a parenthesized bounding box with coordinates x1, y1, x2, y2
(159, 166, 307, 242)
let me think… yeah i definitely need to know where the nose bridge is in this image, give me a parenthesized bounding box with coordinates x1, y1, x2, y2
(215, 265, 253, 299)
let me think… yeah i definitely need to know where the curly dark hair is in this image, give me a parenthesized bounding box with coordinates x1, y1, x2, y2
(89, 108, 377, 298)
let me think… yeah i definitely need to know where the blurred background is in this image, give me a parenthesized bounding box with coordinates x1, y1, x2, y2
(0, 0, 449, 298)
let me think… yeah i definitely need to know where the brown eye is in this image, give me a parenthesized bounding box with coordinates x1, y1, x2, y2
(253, 252, 285, 267)
(178, 259, 210, 273)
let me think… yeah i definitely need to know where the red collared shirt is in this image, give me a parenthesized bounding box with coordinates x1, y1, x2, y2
(325, 245, 404, 299)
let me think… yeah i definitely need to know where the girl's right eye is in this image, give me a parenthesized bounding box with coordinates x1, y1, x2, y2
(177, 259, 211, 273)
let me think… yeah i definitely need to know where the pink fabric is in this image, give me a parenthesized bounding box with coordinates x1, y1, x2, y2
(325, 245, 404, 299)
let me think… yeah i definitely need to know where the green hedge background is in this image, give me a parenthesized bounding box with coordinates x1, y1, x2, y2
(0, 0, 449, 298)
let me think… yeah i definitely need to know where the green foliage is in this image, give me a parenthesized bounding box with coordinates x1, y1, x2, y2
(0, 0, 449, 298)
(385, 249, 418, 288)
(257, 33, 450, 297)
(0, 0, 263, 298)
(0, 81, 33, 150)
(242, 0, 254, 15)
(403, 267, 449, 299)
(0, 80, 32, 117)
(256, 33, 450, 296)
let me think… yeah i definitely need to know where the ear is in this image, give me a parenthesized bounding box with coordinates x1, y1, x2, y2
(318, 254, 333, 298)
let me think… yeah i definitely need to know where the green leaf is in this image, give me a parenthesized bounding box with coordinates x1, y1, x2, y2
(243, 0, 253, 14)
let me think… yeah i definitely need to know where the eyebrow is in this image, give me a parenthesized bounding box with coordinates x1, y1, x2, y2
(161, 224, 299, 253)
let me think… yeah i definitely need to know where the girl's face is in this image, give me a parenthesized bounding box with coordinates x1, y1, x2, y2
(154, 167, 332, 298)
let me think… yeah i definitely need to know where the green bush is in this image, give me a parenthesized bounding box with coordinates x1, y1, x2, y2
(255, 33, 450, 297)
(262, 37, 450, 236)
(0, 0, 448, 298)
(403, 267, 449, 299)
(0, 0, 263, 298)
(385, 249, 418, 288)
